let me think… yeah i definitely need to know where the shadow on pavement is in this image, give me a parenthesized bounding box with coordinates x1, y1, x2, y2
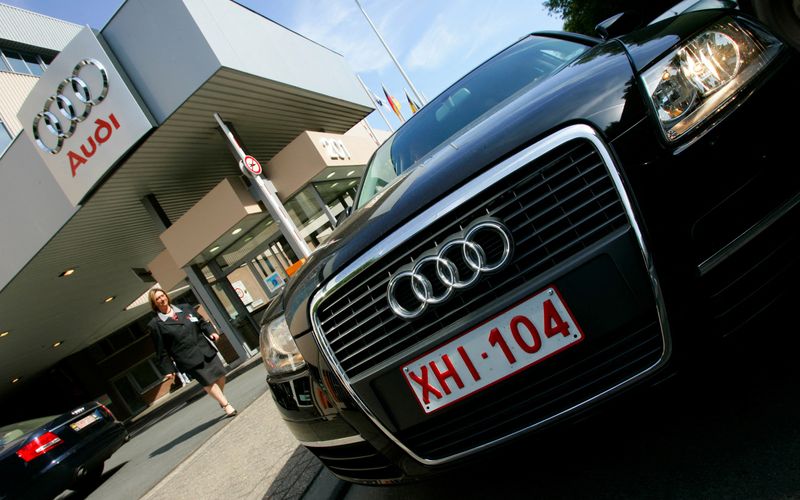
(149, 417, 224, 457)
(57, 462, 127, 499)
(263, 445, 325, 500)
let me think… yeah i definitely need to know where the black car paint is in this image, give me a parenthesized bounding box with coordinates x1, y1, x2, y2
(284, 30, 648, 335)
(270, 8, 800, 483)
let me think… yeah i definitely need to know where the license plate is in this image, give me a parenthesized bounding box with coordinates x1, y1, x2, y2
(401, 286, 584, 414)
(70, 410, 100, 431)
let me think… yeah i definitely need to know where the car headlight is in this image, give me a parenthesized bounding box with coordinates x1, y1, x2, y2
(259, 315, 306, 376)
(642, 17, 782, 141)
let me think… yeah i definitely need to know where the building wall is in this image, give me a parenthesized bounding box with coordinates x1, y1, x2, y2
(0, 3, 81, 52)
(0, 135, 77, 288)
(268, 131, 377, 202)
(0, 71, 37, 134)
(102, 0, 371, 125)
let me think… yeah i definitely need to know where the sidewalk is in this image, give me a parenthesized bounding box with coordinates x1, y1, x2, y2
(127, 356, 335, 500)
(126, 355, 261, 438)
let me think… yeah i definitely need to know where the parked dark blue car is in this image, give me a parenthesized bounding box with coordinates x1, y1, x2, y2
(0, 401, 128, 499)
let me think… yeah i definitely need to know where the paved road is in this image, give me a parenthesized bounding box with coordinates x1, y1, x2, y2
(53, 318, 800, 499)
(55, 361, 271, 500)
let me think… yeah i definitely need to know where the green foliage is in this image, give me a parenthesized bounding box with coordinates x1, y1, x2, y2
(543, 0, 677, 36)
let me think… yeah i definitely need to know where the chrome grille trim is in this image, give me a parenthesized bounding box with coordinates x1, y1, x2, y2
(309, 124, 671, 465)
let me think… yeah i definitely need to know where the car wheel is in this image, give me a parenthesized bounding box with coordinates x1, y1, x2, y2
(74, 463, 104, 491)
(751, 0, 800, 51)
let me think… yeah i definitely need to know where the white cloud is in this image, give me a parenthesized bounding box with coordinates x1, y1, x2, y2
(287, 0, 392, 73)
(406, 14, 462, 70)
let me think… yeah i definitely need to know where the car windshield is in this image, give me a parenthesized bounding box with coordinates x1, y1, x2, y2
(356, 35, 590, 209)
(0, 415, 55, 450)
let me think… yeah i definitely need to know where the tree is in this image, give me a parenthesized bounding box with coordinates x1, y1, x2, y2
(543, 0, 676, 36)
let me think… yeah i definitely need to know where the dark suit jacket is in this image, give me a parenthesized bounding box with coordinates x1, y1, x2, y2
(148, 305, 218, 374)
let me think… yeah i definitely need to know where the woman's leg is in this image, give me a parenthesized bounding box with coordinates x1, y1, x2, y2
(203, 377, 235, 415)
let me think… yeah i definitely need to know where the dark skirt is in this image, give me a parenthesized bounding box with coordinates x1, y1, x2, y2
(186, 354, 226, 386)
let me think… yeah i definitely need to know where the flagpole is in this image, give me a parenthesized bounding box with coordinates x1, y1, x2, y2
(356, 74, 394, 132)
(354, 0, 427, 106)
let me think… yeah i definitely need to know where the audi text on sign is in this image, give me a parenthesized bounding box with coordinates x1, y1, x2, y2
(16, 27, 153, 207)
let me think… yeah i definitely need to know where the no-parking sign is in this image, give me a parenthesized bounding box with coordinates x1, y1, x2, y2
(240, 155, 262, 176)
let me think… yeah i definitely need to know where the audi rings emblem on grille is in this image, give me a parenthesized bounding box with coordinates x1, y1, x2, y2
(387, 219, 514, 319)
(32, 58, 110, 155)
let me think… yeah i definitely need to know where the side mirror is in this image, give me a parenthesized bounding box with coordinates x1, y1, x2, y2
(595, 11, 641, 39)
(335, 205, 352, 227)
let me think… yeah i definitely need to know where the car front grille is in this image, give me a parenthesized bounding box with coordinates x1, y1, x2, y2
(315, 138, 629, 379)
(306, 440, 402, 481)
(701, 197, 800, 337)
(397, 319, 662, 459)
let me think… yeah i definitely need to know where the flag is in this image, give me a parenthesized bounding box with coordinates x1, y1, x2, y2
(404, 89, 420, 114)
(368, 88, 384, 108)
(382, 85, 405, 122)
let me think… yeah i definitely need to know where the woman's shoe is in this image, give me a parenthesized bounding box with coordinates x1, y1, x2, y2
(221, 402, 238, 417)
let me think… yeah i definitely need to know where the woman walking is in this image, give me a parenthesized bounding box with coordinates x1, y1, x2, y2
(147, 288, 237, 417)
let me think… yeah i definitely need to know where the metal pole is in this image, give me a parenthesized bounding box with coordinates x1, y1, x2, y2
(184, 265, 250, 363)
(355, 0, 427, 106)
(247, 260, 273, 299)
(359, 116, 382, 146)
(356, 74, 394, 132)
(309, 184, 338, 227)
(213, 113, 311, 260)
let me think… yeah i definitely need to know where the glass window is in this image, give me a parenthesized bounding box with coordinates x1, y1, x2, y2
(128, 358, 162, 392)
(2, 50, 30, 74)
(0, 121, 12, 155)
(22, 53, 43, 76)
(111, 376, 147, 415)
(0, 416, 57, 449)
(356, 36, 591, 208)
(0, 54, 8, 72)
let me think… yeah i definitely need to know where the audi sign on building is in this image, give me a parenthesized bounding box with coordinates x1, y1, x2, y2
(17, 27, 154, 207)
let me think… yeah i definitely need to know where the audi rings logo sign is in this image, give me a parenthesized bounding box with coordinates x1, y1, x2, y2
(387, 219, 514, 319)
(18, 28, 154, 207)
(32, 58, 109, 155)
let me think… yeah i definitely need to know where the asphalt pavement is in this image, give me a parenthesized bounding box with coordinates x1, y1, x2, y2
(58, 318, 800, 499)
(54, 355, 338, 500)
(132, 357, 336, 500)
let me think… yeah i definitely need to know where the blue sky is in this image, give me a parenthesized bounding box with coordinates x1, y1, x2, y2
(4, 0, 563, 131)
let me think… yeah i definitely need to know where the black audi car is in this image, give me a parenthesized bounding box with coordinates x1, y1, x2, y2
(259, 3, 800, 484)
(0, 401, 128, 499)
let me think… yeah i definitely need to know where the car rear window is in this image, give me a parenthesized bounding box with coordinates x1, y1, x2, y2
(0, 416, 56, 450)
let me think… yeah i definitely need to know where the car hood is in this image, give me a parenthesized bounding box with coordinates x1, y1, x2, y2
(282, 37, 653, 333)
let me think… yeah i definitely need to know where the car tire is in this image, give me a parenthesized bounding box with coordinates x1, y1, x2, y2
(74, 463, 104, 491)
